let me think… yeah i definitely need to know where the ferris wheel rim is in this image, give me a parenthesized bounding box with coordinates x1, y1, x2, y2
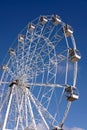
(0, 14, 80, 130)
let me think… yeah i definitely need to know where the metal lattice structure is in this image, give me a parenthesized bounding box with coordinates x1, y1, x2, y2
(0, 15, 81, 130)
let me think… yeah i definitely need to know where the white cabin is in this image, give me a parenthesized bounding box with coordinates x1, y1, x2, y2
(18, 34, 24, 43)
(64, 24, 73, 37)
(9, 48, 15, 56)
(53, 126, 63, 130)
(65, 86, 79, 102)
(28, 23, 35, 31)
(40, 16, 48, 24)
(67, 93, 79, 101)
(52, 15, 61, 25)
(1, 65, 8, 71)
(69, 49, 81, 62)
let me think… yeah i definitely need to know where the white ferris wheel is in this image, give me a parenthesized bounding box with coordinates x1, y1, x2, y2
(0, 15, 81, 130)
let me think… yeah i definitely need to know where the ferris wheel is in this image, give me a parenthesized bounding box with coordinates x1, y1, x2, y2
(0, 15, 81, 130)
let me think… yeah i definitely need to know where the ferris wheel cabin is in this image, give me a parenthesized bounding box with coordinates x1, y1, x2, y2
(40, 16, 48, 24)
(52, 15, 61, 25)
(65, 86, 79, 102)
(53, 126, 63, 130)
(28, 23, 35, 31)
(69, 49, 81, 62)
(1, 65, 8, 71)
(9, 48, 15, 56)
(64, 24, 73, 37)
(18, 34, 24, 43)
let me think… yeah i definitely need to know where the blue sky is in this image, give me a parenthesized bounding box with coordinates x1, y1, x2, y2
(0, 0, 87, 129)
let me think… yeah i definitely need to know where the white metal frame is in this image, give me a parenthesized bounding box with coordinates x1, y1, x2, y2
(0, 14, 80, 130)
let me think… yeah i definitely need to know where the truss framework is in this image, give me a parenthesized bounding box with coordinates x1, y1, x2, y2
(0, 15, 80, 130)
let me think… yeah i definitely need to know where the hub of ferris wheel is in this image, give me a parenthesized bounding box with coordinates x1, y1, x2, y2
(0, 14, 81, 130)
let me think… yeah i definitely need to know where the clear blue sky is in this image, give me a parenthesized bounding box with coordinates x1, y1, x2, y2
(0, 0, 87, 129)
